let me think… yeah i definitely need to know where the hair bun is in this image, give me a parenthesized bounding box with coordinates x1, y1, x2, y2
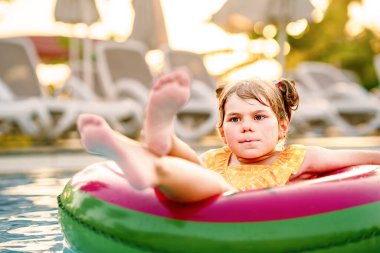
(277, 79, 299, 119)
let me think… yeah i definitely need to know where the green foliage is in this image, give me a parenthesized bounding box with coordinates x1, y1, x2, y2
(287, 0, 379, 90)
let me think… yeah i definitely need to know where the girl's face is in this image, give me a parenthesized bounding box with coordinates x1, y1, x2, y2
(219, 93, 287, 161)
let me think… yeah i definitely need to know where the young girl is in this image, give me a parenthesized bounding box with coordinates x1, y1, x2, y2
(77, 69, 380, 203)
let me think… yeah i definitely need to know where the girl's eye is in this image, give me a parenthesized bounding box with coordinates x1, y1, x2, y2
(230, 117, 240, 122)
(254, 115, 265, 120)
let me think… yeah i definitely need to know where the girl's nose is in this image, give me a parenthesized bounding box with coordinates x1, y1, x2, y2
(241, 120, 254, 132)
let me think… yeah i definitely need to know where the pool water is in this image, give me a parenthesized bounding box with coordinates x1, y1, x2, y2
(0, 170, 76, 253)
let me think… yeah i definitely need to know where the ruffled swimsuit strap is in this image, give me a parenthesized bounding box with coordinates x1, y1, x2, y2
(271, 144, 307, 185)
(202, 146, 231, 177)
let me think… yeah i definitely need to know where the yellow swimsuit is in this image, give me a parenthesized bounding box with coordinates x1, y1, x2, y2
(202, 145, 306, 191)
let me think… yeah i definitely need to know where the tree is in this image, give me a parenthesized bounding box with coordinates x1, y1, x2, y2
(287, 0, 379, 90)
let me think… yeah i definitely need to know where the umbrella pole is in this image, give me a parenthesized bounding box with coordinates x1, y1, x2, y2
(69, 36, 80, 77)
(82, 27, 94, 90)
(277, 21, 287, 75)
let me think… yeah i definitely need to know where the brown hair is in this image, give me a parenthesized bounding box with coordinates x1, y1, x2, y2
(216, 78, 299, 128)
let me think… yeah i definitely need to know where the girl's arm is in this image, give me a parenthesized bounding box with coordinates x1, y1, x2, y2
(299, 146, 380, 174)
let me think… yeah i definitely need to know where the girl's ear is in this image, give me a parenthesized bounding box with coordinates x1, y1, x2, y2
(278, 119, 289, 140)
(218, 127, 227, 144)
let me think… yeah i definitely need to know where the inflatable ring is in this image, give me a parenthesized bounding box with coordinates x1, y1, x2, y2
(58, 161, 380, 252)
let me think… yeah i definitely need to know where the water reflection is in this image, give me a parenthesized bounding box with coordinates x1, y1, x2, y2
(0, 171, 73, 253)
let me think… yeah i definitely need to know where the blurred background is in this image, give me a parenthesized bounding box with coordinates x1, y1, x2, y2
(1, 2, 380, 252)
(0, 0, 380, 150)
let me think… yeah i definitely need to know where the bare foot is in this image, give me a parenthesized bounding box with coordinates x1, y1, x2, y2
(144, 69, 191, 156)
(77, 113, 157, 190)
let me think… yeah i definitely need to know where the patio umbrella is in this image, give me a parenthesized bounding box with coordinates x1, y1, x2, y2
(211, 0, 315, 68)
(129, 0, 168, 49)
(54, 0, 101, 89)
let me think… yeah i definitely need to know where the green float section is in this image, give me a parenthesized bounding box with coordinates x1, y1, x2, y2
(58, 184, 380, 253)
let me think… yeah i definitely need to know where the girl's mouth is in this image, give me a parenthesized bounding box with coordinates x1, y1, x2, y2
(239, 139, 259, 144)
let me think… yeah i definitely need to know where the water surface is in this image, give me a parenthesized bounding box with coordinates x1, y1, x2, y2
(0, 170, 74, 253)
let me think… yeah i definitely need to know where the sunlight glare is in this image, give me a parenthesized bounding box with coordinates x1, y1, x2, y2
(309, 0, 329, 23)
(0, 0, 55, 37)
(161, 0, 247, 53)
(95, 0, 133, 40)
(283, 41, 291, 56)
(310, 0, 329, 12)
(228, 13, 254, 32)
(247, 38, 280, 58)
(146, 49, 165, 75)
(348, 2, 367, 25)
(226, 59, 282, 82)
(361, 0, 380, 32)
(1, 0, 306, 85)
(345, 20, 364, 37)
(262, 25, 277, 39)
(286, 19, 308, 37)
(247, 39, 265, 54)
(0, 2, 11, 21)
(204, 51, 250, 76)
(36, 63, 71, 87)
(348, 0, 380, 36)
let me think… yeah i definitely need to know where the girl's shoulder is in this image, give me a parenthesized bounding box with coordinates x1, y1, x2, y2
(274, 144, 307, 172)
(282, 144, 307, 154)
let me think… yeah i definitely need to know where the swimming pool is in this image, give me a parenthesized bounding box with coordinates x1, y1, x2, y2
(0, 170, 75, 253)
(1, 137, 379, 252)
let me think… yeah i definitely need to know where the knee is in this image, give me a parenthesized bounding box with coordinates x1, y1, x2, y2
(155, 157, 171, 178)
(154, 156, 184, 181)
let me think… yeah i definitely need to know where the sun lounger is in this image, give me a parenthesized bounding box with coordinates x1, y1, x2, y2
(95, 39, 152, 107)
(0, 77, 52, 137)
(163, 48, 219, 140)
(294, 62, 380, 135)
(290, 76, 358, 136)
(0, 37, 143, 139)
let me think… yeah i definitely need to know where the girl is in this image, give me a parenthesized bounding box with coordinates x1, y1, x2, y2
(77, 69, 380, 203)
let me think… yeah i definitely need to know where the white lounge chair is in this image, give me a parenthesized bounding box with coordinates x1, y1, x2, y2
(95, 40, 152, 107)
(294, 62, 380, 135)
(163, 49, 219, 141)
(289, 76, 358, 136)
(0, 37, 142, 139)
(96, 40, 218, 141)
(0, 77, 53, 137)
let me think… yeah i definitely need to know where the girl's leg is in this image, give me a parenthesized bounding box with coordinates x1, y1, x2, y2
(143, 69, 200, 164)
(155, 156, 234, 203)
(78, 114, 233, 202)
(78, 113, 157, 189)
